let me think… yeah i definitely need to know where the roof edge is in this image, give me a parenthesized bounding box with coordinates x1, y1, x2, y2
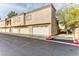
(5, 3, 56, 20)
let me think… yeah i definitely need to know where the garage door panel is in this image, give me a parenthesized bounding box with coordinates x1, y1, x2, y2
(33, 26, 49, 36)
(20, 28, 29, 34)
(0, 29, 5, 32)
(11, 28, 19, 33)
(6, 28, 10, 32)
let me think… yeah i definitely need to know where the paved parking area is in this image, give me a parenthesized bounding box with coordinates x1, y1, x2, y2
(0, 33, 79, 56)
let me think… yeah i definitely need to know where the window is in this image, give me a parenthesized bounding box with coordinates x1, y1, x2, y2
(13, 16, 20, 23)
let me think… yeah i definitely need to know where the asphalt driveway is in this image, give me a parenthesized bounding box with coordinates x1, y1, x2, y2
(0, 33, 79, 56)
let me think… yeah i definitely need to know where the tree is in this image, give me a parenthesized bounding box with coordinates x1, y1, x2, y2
(57, 4, 79, 34)
(7, 11, 17, 18)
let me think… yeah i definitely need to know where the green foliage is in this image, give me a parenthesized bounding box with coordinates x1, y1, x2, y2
(7, 11, 17, 18)
(57, 4, 79, 33)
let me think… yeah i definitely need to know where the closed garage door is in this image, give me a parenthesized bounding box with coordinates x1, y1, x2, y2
(11, 28, 19, 33)
(6, 28, 10, 32)
(0, 29, 2, 32)
(0, 29, 5, 32)
(33, 25, 49, 36)
(20, 28, 29, 34)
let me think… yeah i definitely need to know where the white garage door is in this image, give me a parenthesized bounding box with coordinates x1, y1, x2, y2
(20, 28, 29, 34)
(11, 28, 19, 33)
(33, 26, 49, 36)
(6, 28, 10, 32)
(0, 29, 2, 32)
(0, 29, 5, 32)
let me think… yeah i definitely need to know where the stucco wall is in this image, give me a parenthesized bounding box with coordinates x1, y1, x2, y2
(25, 6, 52, 25)
(0, 21, 5, 27)
(11, 14, 24, 26)
(5, 18, 11, 27)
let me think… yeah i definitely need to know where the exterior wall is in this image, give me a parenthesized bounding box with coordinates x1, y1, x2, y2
(5, 18, 11, 27)
(74, 22, 79, 42)
(24, 4, 58, 36)
(74, 27, 79, 42)
(25, 6, 51, 25)
(74, 28, 79, 38)
(50, 6, 59, 35)
(0, 21, 5, 27)
(11, 14, 24, 26)
(51, 18, 59, 35)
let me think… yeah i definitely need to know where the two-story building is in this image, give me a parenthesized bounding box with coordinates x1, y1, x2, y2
(0, 4, 59, 37)
(23, 4, 59, 36)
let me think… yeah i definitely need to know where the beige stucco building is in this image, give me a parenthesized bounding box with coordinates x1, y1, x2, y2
(0, 4, 59, 36)
(0, 20, 5, 32)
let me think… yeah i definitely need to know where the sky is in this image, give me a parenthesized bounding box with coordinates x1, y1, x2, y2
(0, 3, 68, 20)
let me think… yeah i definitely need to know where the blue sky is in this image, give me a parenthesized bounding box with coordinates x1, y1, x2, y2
(0, 3, 67, 20)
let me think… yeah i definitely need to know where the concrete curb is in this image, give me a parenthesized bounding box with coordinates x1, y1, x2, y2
(46, 40, 79, 47)
(0, 32, 47, 40)
(0, 32, 79, 47)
